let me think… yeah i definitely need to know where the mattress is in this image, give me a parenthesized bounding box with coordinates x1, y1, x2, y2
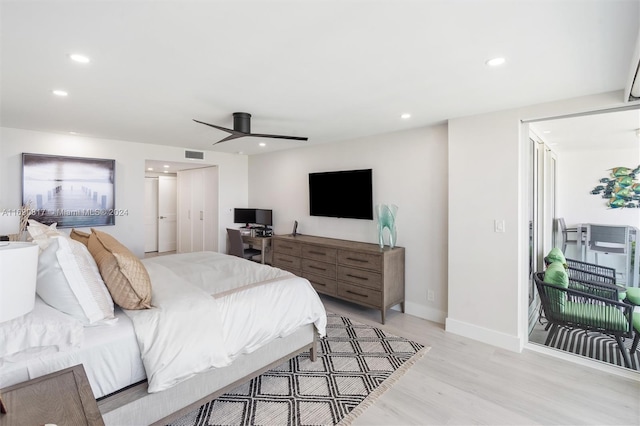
(0, 306, 145, 399)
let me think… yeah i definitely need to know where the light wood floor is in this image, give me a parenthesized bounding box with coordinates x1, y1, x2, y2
(320, 295, 640, 426)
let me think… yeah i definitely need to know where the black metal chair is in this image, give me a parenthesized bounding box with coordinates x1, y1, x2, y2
(226, 228, 261, 261)
(533, 272, 635, 368)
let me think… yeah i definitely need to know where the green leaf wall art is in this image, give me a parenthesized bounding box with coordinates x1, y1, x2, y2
(591, 166, 640, 208)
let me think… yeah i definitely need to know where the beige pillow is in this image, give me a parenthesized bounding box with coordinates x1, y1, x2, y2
(70, 229, 90, 247)
(87, 229, 152, 310)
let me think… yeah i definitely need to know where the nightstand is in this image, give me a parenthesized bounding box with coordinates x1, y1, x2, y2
(0, 364, 104, 426)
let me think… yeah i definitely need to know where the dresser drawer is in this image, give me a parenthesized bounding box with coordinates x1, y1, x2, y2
(338, 282, 381, 307)
(338, 250, 382, 272)
(273, 239, 302, 257)
(302, 258, 336, 279)
(272, 253, 302, 273)
(302, 245, 337, 263)
(338, 266, 382, 289)
(303, 272, 337, 296)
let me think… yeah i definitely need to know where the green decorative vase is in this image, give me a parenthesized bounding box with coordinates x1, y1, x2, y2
(375, 204, 398, 248)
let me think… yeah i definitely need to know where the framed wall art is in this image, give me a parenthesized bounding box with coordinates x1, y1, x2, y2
(22, 153, 116, 227)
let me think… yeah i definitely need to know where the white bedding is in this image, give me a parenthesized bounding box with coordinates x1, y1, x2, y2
(127, 252, 326, 393)
(0, 251, 327, 398)
(0, 306, 145, 399)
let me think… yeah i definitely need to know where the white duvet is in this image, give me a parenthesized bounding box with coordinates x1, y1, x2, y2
(124, 252, 326, 393)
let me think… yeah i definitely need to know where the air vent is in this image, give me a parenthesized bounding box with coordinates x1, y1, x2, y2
(185, 150, 204, 160)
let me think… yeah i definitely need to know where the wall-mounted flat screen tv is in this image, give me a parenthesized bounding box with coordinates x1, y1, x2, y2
(309, 169, 373, 220)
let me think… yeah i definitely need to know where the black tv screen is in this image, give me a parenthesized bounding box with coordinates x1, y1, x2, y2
(309, 169, 373, 220)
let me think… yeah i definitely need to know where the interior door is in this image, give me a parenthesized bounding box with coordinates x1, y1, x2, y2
(158, 175, 177, 252)
(144, 177, 158, 253)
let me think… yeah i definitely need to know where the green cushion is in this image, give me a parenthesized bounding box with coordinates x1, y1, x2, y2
(633, 310, 640, 333)
(625, 287, 640, 305)
(545, 248, 567, 266)
(563, 302, 629, 331)
(544, 262, 568, 288)
(544, 262, 569, 311)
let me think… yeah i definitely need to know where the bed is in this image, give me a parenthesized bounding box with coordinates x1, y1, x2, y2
(0, 225, 327, 426)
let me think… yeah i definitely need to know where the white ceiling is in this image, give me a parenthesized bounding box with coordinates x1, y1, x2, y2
(1, 0, 639, 156)
(530, 108, 640, 152)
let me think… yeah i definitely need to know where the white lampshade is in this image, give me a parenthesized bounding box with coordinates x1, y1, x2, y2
(0, 242, 39, 323)
(0, 214, 20, 236)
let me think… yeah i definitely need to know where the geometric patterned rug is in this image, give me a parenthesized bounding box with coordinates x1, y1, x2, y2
(544, 326, 640, 371)
(169, 313, 429, 426)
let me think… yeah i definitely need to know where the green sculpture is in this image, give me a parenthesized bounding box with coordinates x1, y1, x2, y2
(376, 204, 398, 248)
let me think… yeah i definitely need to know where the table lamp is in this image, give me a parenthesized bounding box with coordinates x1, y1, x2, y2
(0, 214, 19, 241)
(0, 242, 39, 323)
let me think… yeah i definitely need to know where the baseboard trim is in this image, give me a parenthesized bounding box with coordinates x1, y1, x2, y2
(404, 301, 446, 324)
(445, 317, 523, 352)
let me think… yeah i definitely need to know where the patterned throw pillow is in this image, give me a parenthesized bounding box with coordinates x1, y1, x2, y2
(87, 229, 152, 310)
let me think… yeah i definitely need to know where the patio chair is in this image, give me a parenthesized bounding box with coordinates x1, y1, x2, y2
(556, 218, 578, 253)
(533, 272, 636, 368)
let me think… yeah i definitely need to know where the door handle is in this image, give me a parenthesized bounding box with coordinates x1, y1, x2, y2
(159, 216, 166, 219)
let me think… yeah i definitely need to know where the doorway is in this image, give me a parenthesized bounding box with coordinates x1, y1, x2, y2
(526, 106, 640, 370)
(144, 175, 177, 253)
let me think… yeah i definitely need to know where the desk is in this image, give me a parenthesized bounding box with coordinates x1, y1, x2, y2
(575, 224, 639, 287)
(242, 235, 272, 264)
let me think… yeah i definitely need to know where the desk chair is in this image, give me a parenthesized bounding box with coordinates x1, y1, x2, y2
(227, 228, 262, 261)
(586, 224, 630, 284)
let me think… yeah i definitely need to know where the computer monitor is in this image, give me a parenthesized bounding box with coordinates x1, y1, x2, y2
(255, 209, 272, 227)
(234, 208, 256, 226)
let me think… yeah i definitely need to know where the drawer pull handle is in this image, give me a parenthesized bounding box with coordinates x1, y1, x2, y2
(309, 265, 326, 271)
(308, 251, 325, 256)
(346, 290, 368, 298)
(313, 282, 326, 287)
(279, 258, 293, 263)
(346, 257, 368, 263)
(346, 273, 368, 281)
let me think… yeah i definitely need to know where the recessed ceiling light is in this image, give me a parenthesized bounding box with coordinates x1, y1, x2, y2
(163, 165, 170, 168)
(259, 143, 266, 147)
(400, 113, 411, 119)
(52, 90, 68, 97)
(147, 167, 153, 171)
(237, 151, 244, 155)
(485, 57, 506, 67)
(163, 170, 169, 174)
(69, 131, 77, 135)
(69, 54, 90, 63)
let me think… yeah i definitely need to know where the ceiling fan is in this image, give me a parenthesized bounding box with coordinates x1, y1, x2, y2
(193, 112, 308, 144)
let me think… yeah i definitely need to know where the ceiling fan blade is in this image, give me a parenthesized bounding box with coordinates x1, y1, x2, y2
(194, 116, 308, 144)
(248, 133, 308, 141)
(214, 133, 244, 144)
(193, 119, 239, 134)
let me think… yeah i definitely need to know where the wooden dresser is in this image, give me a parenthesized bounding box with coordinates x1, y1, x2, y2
(0, 365, 104, 426)
(272, 234, 405, 323)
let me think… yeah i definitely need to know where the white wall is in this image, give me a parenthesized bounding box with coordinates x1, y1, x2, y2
(556, 146, 640, 271)
(447, 90, 636, 352)
(248, 124, 449, 323)
(557, 147, 640, 229)
(0, 127, 249, 256)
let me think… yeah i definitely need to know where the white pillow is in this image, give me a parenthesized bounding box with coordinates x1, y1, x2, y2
(0, 297, 84, 362)
(27, 219, 61, 249)
(36, 236, 116, 326)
